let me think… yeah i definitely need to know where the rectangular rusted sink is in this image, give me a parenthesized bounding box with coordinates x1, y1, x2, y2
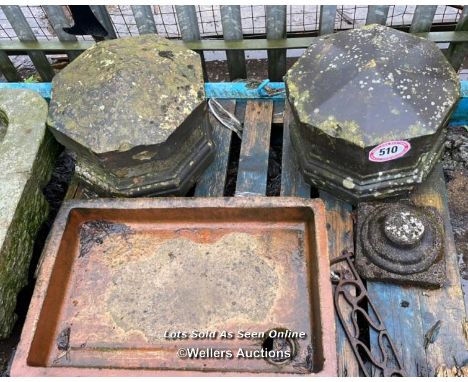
(11, 197, 336, 376)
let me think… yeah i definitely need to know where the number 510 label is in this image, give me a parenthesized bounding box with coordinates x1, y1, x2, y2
(369, 140, 411, 162)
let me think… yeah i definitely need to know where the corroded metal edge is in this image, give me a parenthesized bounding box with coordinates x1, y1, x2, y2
(11, 197, 337, 377)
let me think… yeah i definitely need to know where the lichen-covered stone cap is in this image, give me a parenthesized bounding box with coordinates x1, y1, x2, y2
(48, 34, 205, 154)
(285, 24, 460, 148)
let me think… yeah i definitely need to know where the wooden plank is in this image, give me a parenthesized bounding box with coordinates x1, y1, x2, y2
(1, 5, 54, 81)
(131, 5, 157, 35)
(175, 5, 207, 81)
(89, 5, 117, 39)
(412, 165, 468, 375)
(281, 105, 359, 376)
(446, 6, 468, 71)
(43, 5, 80, 61)
(367, 164, 468, 376)
(266, 5, 287, 81)
(220, 6, 246, 81)
(319, 6, 337, 35)
(366, 5, 390, 25)
(64, 175, 80, 200)
(0, 50, 20, 81)
(410, 5, 437, 33)
(367, 282, 427, 376)
(2, 32, 468, 55)
(235, 100, 273, 196)
(195, 100, 235, 197)
(280, 101, 310, 198)
(320, 191, 360, 377)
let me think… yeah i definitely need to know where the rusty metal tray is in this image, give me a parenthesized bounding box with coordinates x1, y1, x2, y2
(11, 197, 335, 376)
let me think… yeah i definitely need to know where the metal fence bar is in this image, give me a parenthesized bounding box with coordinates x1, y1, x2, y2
(90, 5, 117, 39)
(220, 5, 246, 80)
(447, 6, 468, 71)
(266, 5, 287, 81)
(319, 5, 337, 35)
(366, 5, 390, 25)
(175, 5, 207, 80)
(131, 5, 157, 35)
(1, 5, 54, 81)
(43, 5, 80, 61)
(409, 5, 437, 33)
(0, 51, 20, 81)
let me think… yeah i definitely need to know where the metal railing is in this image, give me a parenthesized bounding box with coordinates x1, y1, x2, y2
(0, 5, 467, 82)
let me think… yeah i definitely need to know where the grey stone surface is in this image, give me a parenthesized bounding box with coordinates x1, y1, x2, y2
(0, 89, 58, 338)
(47, 34, 214, 196)
(285, 24, 460, 202)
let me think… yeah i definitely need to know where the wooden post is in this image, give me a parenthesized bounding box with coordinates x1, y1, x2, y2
(410, 5, 437, 33)
(366, 5, 390, 25)
(319, 5, 337, 35)
(131, 5, 157, 35)
(266, 5, 287, 81)
(1, 5, 55, 81)
(175, 5, 207, 81)
(447, 6, 468, 71)
(220, 6, 246, 80)
(89, 5, 117, 39)
(0, 51, 20, 82)
(43, 5, 80, 61)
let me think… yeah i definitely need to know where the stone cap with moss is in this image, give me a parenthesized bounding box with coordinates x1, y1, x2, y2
(285, 24, 460, 148)
(48, 34, 205, 154)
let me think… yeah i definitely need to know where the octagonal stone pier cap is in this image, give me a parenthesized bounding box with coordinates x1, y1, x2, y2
(285, 24, 460, 148)
(47, 34, 206, 155)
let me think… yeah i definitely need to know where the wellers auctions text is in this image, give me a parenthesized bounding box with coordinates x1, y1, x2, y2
(177, 347, 292, 360)
(164, 329, 307, 340)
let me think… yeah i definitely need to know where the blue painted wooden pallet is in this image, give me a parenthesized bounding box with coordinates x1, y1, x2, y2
(11, 83, 468, 376)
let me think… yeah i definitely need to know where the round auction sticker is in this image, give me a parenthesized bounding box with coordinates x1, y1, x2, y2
(369, 140, 411, 162)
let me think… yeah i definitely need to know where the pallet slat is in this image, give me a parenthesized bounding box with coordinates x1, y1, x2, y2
(366, 6, 390, 25)
(266, 6, 287, 81)
(410, 5, 438, 33)
(280, 102, 310, 198)
(195, 100, 235, 197)
(43, 5, 80, 61)
(320, 191, 360, 377)
(281, 106, 359, 376)
(131, 5, 157, 35)
(319, 6, 337, 35)
(1, 5, 54, 81)
(367, 165, 468, 376)
(220, 6, 246, 81)
(235, 100, 273, 196)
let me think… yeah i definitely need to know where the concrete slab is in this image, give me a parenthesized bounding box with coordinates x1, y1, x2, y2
(0, 89, 59, 338)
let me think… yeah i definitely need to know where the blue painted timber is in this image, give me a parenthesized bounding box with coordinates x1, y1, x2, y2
(0, 81, 467, 126)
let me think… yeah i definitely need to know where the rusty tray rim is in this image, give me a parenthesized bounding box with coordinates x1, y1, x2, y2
(11, 196, 336, 377)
